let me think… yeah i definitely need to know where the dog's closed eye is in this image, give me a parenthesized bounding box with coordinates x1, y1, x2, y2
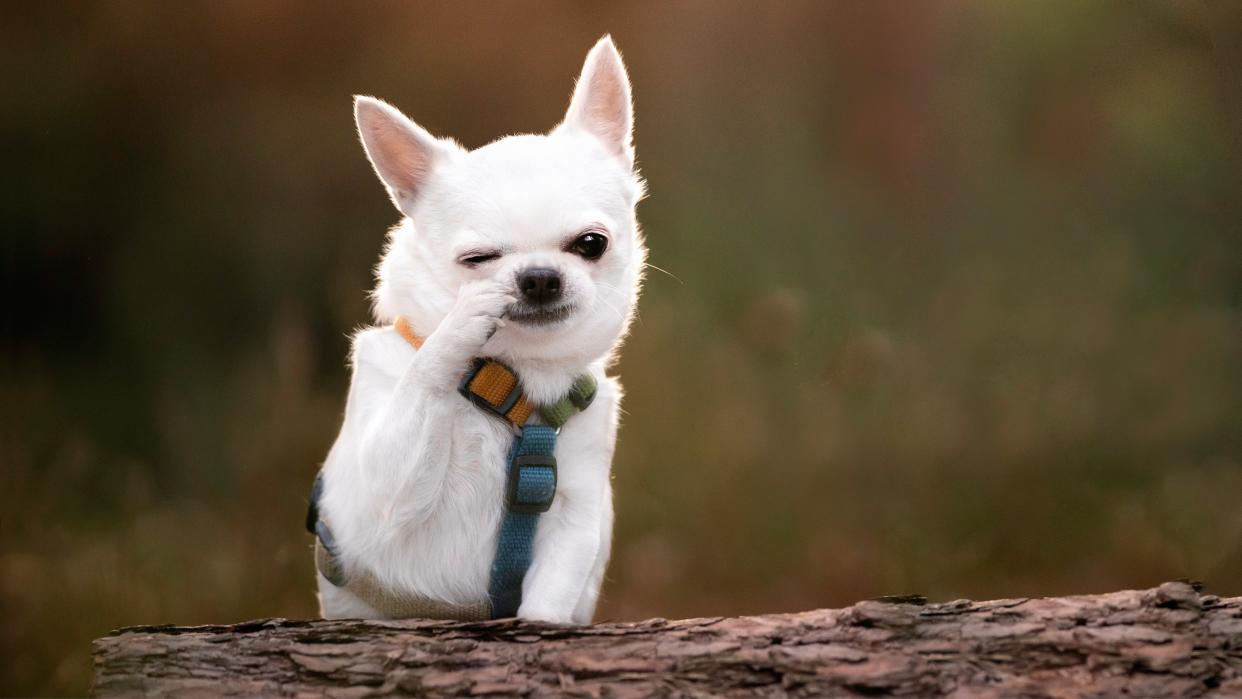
(459, 251, 502, 267)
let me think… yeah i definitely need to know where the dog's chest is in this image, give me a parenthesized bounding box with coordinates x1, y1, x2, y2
(438, 402, 514, 510)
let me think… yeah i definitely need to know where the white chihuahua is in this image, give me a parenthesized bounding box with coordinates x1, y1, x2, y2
(311, 36, 644, 624)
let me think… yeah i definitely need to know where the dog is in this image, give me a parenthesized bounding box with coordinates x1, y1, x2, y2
(313, 36, 644, 624)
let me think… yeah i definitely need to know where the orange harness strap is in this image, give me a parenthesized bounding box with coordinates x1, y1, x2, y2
(393, 315, 424, 349)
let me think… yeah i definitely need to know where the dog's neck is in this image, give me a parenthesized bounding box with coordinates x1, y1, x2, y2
(500, 355, 597, 406)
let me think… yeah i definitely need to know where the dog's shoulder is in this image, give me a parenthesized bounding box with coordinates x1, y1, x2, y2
(597, 372, 623, 405)
(349, 324, 416, 376)
(577, 365, 623, 431)
(588, 361, 624, 405)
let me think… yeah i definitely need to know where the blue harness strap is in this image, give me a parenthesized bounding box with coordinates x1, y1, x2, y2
(488, 424, 558, 617)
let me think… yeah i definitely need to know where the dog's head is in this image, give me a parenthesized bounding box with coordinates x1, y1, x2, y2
(358, 36, 645, 369)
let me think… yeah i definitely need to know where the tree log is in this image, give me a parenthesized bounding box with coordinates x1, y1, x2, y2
(93, 582, 1242, 698)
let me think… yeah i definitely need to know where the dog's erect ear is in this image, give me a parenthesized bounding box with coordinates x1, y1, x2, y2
(354, 96, 454, 214)
(559, 36, 634, 167)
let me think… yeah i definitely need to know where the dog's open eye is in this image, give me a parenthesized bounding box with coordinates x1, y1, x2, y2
(459, 252, 501, 267)
(568, 231, 608, 261)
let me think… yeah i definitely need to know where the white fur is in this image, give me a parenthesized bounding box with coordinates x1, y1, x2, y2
(317, 36, 643, 624)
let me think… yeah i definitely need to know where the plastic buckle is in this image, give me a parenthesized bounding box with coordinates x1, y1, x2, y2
(458, 358, 524, 429)
(506, 454, 557, 514)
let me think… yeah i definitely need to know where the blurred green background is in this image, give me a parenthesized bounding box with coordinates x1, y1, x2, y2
(4, 2, 1241, 695)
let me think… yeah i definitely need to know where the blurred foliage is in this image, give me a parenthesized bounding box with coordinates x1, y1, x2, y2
(3, 2, 1241, 695)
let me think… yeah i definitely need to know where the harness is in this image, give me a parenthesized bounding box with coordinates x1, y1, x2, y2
(306, 316, 597, 619)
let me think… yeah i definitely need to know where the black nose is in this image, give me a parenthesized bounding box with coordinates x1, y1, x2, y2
(517, 267, 563, 305)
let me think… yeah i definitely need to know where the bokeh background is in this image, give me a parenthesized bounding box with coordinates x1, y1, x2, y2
(4, 2, 1241, 695)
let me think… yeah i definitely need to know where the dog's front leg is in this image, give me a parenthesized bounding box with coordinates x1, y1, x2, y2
(518, 492, 606, 624)
(356, 280, 514, 527)
(518, 418, 616, 624)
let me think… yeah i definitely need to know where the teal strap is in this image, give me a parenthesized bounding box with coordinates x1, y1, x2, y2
(488, 425, 557, 617)
(488, 372, 594, 618)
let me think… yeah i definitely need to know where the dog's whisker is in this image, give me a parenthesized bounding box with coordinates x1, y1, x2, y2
(592, 282, 633, 325)
(597, 295, 625, 323)
(643, 262, 684, 285)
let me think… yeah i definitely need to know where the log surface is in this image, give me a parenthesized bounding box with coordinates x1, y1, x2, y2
(93, 582, 1242, 698)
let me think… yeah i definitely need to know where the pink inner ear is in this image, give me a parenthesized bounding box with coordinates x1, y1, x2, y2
(566, 43, 633, 162)
(357, 103, 435, 202)
(584, 66, 630, 155)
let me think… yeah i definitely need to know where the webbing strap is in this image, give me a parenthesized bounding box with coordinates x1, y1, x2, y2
(394, 316, 424, 349)
(488, 425, 557, 617)
(461, 360, 536, 427)
(539, 374, 598, 428)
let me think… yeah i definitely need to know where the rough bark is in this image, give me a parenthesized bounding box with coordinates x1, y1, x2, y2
(93, 582, 1241, 698)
